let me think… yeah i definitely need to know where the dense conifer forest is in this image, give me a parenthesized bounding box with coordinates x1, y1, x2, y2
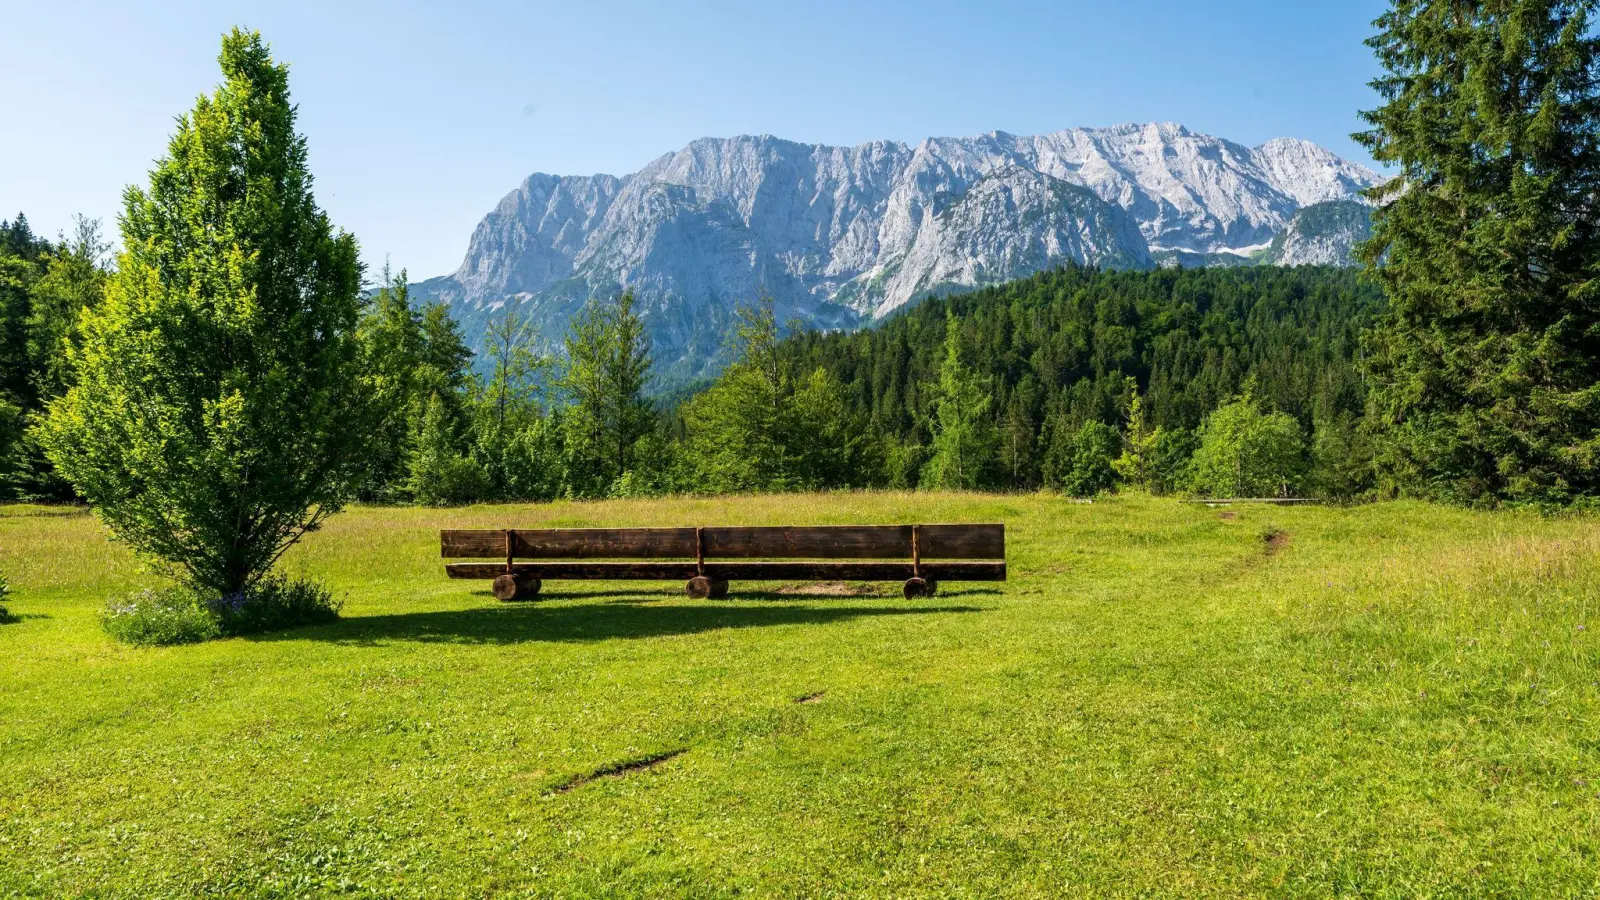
(775, 265, 1384, 494)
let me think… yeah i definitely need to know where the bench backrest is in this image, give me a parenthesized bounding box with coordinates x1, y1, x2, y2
(440, 524, 1004, 561)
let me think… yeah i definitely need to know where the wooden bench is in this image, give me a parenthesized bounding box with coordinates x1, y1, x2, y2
(441, 523, 1005, 600)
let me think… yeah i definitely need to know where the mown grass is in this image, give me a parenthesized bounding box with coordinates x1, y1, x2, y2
(1, 494, 1597, 897)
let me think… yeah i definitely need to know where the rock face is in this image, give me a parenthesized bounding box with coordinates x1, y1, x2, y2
(1262, 200, 1374, 267)
(414, 122, 1382, 385)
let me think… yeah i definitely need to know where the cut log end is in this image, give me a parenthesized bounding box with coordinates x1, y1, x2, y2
(492, 573, 542, 602)
(903, 577, 931, 600)
(686, 576, 731, 600)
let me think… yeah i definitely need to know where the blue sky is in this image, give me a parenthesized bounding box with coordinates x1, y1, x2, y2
(2, 0, 1390, 279)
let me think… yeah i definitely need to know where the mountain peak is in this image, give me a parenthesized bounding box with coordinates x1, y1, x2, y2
(416, 123, 1381, 386)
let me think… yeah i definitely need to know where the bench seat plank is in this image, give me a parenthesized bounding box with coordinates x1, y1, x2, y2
(442, 528, 699, 559)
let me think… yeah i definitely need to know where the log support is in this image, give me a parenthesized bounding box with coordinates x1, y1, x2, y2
(492, 573, 542, 602)
(686, 575, 730, 599)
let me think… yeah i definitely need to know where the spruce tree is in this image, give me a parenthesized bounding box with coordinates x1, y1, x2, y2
(37, 30, 375, 598)
(921, 317, 997, 490)
(355, 266, 426, 498)
(1357, 0, 1600, 503)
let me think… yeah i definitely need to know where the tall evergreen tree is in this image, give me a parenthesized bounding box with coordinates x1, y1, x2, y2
(680, 297, 871, 492)
(355, 265, 426, 498)
(1357, 0, 1600, 503)
(921, 316, 998, 490)
(37, 30, 375, 597)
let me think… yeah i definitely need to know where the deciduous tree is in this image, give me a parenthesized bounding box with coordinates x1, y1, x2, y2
(38, 30, 375, 598)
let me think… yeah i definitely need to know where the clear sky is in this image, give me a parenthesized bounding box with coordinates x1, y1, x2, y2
(2, 0, 1391, 279)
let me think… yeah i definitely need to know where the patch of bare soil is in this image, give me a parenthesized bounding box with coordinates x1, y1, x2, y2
(777, 582, 880, 596)
(1219, 510, 1238, 521)
(552, 748, 687, 794)
(1263, 529, 1291, 554)
(795, 691, 826, 704)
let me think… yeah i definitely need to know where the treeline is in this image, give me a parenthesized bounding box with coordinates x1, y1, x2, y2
(1, 228, 1386, 504)
(0, 214, 109, 500)
(365, 264, 1387, 503)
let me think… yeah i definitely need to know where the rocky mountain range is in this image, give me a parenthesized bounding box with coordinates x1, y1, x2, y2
(413, 122, 1383, 386)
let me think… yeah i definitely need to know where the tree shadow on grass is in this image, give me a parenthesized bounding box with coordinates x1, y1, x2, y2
(257, 601, 987, 646)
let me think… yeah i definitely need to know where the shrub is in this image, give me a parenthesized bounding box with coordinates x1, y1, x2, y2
(1061, 421, 1122, 498)
(1188, 391, 1307, 498)
(205, 574, 342, 637)
(102, 575, 340, 646)
(1147, 428, 1199, 496)
(0, 568, 12, 623)
(102, 587, 221, 646)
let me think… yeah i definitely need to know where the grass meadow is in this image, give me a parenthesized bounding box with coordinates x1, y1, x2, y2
(1, 493, 1598, 897)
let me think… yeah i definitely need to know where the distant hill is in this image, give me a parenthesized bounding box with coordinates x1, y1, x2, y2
(413, 123, 1382, 387)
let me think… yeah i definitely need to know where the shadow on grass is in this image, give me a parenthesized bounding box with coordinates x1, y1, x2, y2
(257, 601, 987, 646)
(471, 587, 1006, 602)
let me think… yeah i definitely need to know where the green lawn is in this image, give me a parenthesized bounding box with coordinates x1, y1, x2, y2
(2, 494, 1597, 897)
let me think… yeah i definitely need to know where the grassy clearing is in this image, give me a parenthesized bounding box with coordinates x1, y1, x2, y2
(1, 494, 1598, 897)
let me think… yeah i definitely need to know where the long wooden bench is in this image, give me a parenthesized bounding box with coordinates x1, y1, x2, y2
(441, 523, 1005, 600)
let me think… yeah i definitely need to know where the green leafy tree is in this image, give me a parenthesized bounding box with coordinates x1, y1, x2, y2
(1188, 391, 1307, 498)
(1356, 0, 1600, 503)
(27, 216, 110, 403)
(561, 290, 653, 495)
(37, 30, 375, 598)
(1061, 420, 1122, 498)
(1113, 379, 1159, 490)
(355, 265, 426, 498)
(679, 299, 794, 492)
(680, 298, 871, 493)
(1147, 428, 1199, 496)
(418, 301, 474, 425)
(921, 317, 997, 490)
(472, 306, 550, 496)
(407, 393, 489, 505)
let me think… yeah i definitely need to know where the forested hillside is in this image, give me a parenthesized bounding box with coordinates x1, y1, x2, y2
(774, 265, 1384, 492)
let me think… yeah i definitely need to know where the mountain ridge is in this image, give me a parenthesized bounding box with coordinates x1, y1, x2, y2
(414, 123, 1383, 385)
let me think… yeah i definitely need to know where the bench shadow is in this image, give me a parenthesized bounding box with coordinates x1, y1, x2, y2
(473, 586, 1006, 604)
(257, 601, 987, 646)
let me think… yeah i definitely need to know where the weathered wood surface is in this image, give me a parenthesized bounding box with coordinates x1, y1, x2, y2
(441, 528, 699, 559)
(700, 524, 1003, 559)
(442, 524, 1003, 560)
(445, 561, 1006, 582)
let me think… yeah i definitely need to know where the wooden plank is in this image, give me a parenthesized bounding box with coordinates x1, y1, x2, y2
(699, 524, 1003, 560)
(705, 561, 1005, 581)
(441, 528, 699, 559)
(445, 561, 1006, 582)
(447, 562, 698, 580)
(918, 524, 1004, 559)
